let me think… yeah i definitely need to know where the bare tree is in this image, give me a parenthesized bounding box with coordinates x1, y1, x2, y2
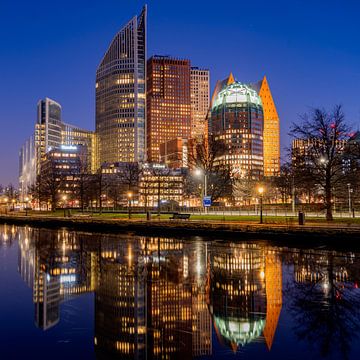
(187, 135, 233, 203)
(290, 105, 353, 220)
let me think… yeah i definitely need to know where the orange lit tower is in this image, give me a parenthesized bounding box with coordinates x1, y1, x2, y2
(251, 76, 280, 176)
(263, 253, 282, 350)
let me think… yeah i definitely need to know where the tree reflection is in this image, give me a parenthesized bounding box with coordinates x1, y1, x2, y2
(286, 251, 360, 359)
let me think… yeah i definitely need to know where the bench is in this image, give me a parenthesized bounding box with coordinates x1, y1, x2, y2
(169, 213, 191, 220)
(74, 214, 92, 218)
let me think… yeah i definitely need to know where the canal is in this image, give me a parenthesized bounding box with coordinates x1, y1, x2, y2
(1, 224, 360, 359)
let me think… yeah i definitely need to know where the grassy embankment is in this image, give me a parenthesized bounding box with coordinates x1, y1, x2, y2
(14, 210, 360, 225)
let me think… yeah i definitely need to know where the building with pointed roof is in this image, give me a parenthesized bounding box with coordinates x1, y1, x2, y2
(209, 74, 264, 179)
(250, 76, 280, 177)
(95, 6, 147, 166)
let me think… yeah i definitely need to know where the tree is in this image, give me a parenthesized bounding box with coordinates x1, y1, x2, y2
(38, 160, 64, 211)
(290, 105, 353, 220)
(117, 162, 141, 203)
(187, 135, 233, 203)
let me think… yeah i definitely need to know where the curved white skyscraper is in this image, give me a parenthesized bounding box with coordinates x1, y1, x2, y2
(96, 5, 147, 166)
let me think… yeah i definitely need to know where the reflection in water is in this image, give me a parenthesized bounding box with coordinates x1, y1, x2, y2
(207, 244, 282, 352)
(286, 250, 360, 358)
(1, 224, 359, 359)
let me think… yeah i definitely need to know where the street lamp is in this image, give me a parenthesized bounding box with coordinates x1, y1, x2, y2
(127, 191, 133, 219)
(62, 195, 67, 217)
(25, 197, 29, 216)
(258, 186, 264, 224)
(347, 183, 353, 218)
(195, 168, 208, 212)
(11, 199, 16, 211)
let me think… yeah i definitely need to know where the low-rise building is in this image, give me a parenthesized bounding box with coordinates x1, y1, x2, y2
(139, 164, 185, 208)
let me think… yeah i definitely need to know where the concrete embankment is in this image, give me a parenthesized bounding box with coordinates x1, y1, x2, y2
(1, 215, 360, 248)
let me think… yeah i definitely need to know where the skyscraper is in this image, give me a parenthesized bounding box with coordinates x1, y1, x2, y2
(96, 6, 147, 166)
(35, 97, 62, 174)
(209, 74, 264, 179)
(19, 98, 95, 198)
(250, 76, 280, 177)
(146, 56, 192, 162)
(190, 67, 210, 140)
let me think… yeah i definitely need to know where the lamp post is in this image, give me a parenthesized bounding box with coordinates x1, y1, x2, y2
(25, 197, 29, 216)
(62, 195, 67, 217)
(11, 199, 16, 211)
(347, 183, 353, 218)
(195, 169, 208, 213)
(258, 186, 264, 224)
(127, 191, 133, 219)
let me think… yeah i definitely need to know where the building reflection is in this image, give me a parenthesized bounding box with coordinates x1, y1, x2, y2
(10, 225, 288, 358)
(207, 243, 282, 352)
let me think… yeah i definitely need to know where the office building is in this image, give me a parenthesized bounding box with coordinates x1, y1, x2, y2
(35, 98, 62, 175)
(139, 163, 185, 207)
(96, 6, 147, 166)
(19, 98, 95, 197)
(250, 76, 280, 177)
(61, 123, 96, 173)
(209, 74, 264, 179)
(160, 138, 189, 168)
(19, 136, 36, 199)
(190, 67, 210, 140)
(146, 56, 192, 162)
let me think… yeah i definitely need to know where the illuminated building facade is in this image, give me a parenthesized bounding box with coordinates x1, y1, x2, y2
(139, 164, 185, 207)
(190, 67, 210, 140)
(19, 98, 95, 197)
(61, 123, 96, 173)
(19, 136, 36, 200)
(159, 138, 189, 168)
(209, 75, 264, 179)
(146, 56, 192, 162)
(95, 6, 147, 166)
(40, 145, 88, 202)
(35, 97, 62, 175)
(250, 76, 280, 177)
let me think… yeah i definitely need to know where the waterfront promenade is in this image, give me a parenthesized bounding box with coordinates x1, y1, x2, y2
(2, 212, 360, 246)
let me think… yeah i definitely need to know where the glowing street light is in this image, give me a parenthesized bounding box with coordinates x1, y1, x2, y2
(62, 195, 68, 217)
(24, 197, 30, 216)
(195, 168, 208, 212)
(258, 186, 264, 224)
(127, 191, 133, 219)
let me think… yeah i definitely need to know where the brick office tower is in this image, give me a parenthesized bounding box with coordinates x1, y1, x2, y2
(147, 56, 192, 162)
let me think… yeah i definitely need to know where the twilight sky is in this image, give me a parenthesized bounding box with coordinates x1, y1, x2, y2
(1, 0, 360, 185)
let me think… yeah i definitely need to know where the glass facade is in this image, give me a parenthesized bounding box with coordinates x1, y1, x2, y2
(35, 98, 62, 175)
(96, 6, 147, 166)
(146, 56, 192, 162)
(210, 81, 264, 179)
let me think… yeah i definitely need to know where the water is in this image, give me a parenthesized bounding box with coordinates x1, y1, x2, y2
(1, 224, 360, 360)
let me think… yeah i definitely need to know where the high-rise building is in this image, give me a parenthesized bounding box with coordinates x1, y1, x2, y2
(209, 74, 264, 179)
(19, 98, 95, 197)
(61, 123, 96, 173)
(146, 56, 192, 162)
(250, 76, 280, 177)
(19, 136, 36, 199)
(35, 98, 62, 174)
(96, 6, 147, 166)
(190, 67, 210, 140)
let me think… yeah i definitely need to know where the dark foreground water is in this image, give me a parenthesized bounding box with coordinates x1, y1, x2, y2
(1, 225, 360, 359)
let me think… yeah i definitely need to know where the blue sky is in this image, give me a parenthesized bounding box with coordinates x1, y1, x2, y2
(1, 0, 360, 184)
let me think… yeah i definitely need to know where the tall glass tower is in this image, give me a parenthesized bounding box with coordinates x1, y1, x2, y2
(96, 6, 147, 166)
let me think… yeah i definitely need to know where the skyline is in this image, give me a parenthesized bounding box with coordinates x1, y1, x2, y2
(1, 0, 360, 184)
